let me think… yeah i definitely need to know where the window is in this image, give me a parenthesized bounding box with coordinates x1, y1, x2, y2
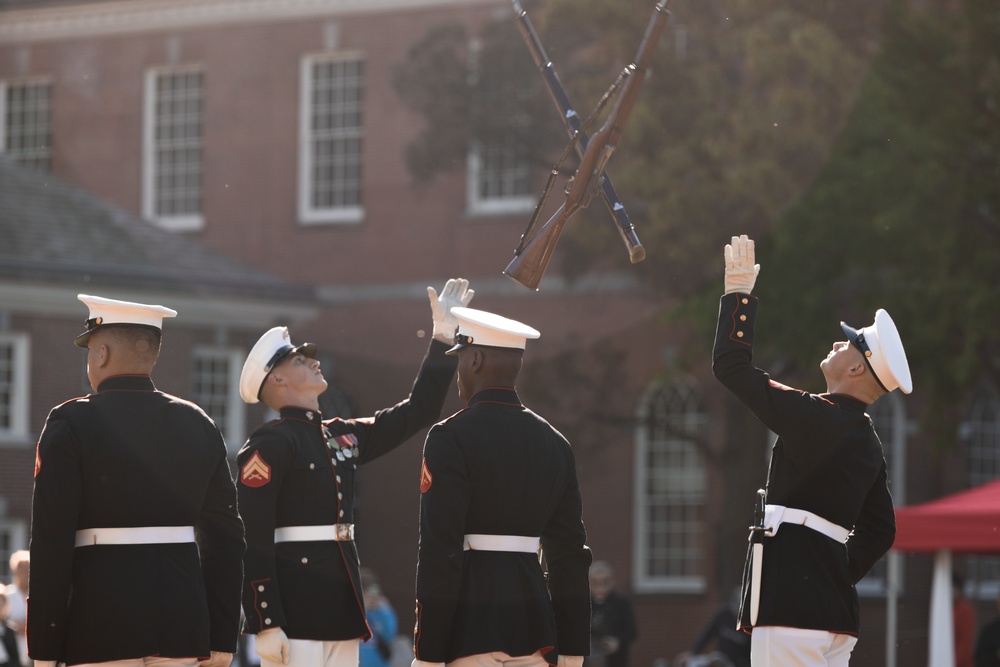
(0, 519, 28, 579)
(0, 333, 30, 444)
(633, 377, 707, 592)
(143, 67, 204, 231)
(1, 79, 52, 171)
(963, 385, 1000, 599)
(191, 348, 245, 454)
(466, 138, 534, 215)
(465, 39, 534, 217)
(299, 54, 364, 224)
(858, 391, 907, 596)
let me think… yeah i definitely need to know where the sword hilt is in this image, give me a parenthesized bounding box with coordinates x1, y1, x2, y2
(749, 488, 767, 535)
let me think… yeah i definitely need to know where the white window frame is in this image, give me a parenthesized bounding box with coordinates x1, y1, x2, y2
(191, 347, 245, 454)
(142, 65, 205, 232)
(632, 377, 707, 594)
(298, 52, 365, 225)
(465, 139, 535, 217)
(0, 332, 30, 444)
(0, 77, 52, 171)
(857, 391, 907, 596)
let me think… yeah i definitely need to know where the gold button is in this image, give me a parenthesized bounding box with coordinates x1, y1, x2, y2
(742, 298, 749, 304)
(258, 585, 265, 592)
(261, 602, 268, 608)
(309, 463, 315, 470)
(301, 557, 308, 564)
(740, 315, 747, 321)
(737, 331, 744, 338)
(265, 618, 272, 625)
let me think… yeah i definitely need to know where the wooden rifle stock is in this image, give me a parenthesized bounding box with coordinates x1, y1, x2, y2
(504, 0, 670, 290)
(511, 0, 645, 264)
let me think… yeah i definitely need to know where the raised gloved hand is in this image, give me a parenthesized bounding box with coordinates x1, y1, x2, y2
(197, 652, 233, 667)
(724, 234, 760, 295)
(255, 627, 290, 665)
(428, 278, 474, 343)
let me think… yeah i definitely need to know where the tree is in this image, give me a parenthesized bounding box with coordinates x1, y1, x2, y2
(748, 0, 1000, 442)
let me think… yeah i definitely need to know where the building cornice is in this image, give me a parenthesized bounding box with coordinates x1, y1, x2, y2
(0, 0, 499, 44)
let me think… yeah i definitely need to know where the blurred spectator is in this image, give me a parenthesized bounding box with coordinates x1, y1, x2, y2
(3, 551, 28, 667)
(976, 590, 1000, 667)
(955, 573, 977, 667)
(0, 591, 22, 667)
(585, 561, 637, 667)
(674, 589, 750, 667)
(359, 569, 397, 667)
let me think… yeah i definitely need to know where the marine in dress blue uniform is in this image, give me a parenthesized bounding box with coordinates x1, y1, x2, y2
(413, 308, 592, 667)
(712, 236, 910, 667)
(236, 280, 473, 667)
(28, 295, 245, 667)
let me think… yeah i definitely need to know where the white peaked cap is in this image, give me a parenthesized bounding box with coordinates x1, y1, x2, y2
(75, 294, 177, 347)
(446, 307, 540, 355)
(239, 326, 317, 404)
(840, 308, 912, 394)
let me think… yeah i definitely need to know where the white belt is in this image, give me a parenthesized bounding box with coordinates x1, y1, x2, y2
(75, 526, 195, 547)
(762, 505, 850, 543)
(274, 524, 355, 543)
(463, 534, 540, 553)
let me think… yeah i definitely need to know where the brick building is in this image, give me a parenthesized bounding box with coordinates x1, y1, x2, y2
(2, 1, 999, 665)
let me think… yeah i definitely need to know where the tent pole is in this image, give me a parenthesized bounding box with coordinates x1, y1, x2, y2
(929, 550, 953, 667)
(886, 550, 899, 667)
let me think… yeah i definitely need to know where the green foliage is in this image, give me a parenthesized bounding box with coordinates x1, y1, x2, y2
(752, 0, 1000, 441)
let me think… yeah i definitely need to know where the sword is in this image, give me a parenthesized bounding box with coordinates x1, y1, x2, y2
(749, 488, 767, 626)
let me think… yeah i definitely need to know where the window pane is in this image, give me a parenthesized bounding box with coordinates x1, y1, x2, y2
(308, 57, 364, 211)
(638, 378, 706, 584)
(4, 80, 52, 171)
(152, 70, 203, 217)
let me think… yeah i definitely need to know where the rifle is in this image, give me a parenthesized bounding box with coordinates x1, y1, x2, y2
(503, 0, 670, 290)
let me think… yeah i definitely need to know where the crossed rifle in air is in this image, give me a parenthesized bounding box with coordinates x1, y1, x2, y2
(503, 0, 670, 290)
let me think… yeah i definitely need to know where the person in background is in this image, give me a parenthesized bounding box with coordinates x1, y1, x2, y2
(674, 589, 750, 667)
(0, 591, 23, 667)
(954, 573, 977, 667)
(975, 590, 1000, 667)
(3, 551, 28, 667)
(359, 569, 398, 667)
(586, 561, 637, 667)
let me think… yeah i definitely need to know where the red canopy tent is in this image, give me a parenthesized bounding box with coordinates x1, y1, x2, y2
(894, 478, 1000, 553)
(890, 478, 1000, 666)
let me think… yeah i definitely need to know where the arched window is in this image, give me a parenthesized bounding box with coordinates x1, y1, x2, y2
(632, 376, 707, 593)
(963, 384, 1000, 598)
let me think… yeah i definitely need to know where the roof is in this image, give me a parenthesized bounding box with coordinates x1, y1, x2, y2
(892, 479, 1000, 554)
(0, 156, 316, 303)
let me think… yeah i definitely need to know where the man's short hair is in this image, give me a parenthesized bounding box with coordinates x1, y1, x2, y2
(101, 325, 163, 359)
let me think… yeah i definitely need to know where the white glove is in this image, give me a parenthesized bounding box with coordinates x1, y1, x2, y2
(34, 661, 60, 667)
(428, 278, 474, 342)
(255, 627, 290, 665)
(724, 234, 760, 295)
(558, 657, 584, 667)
